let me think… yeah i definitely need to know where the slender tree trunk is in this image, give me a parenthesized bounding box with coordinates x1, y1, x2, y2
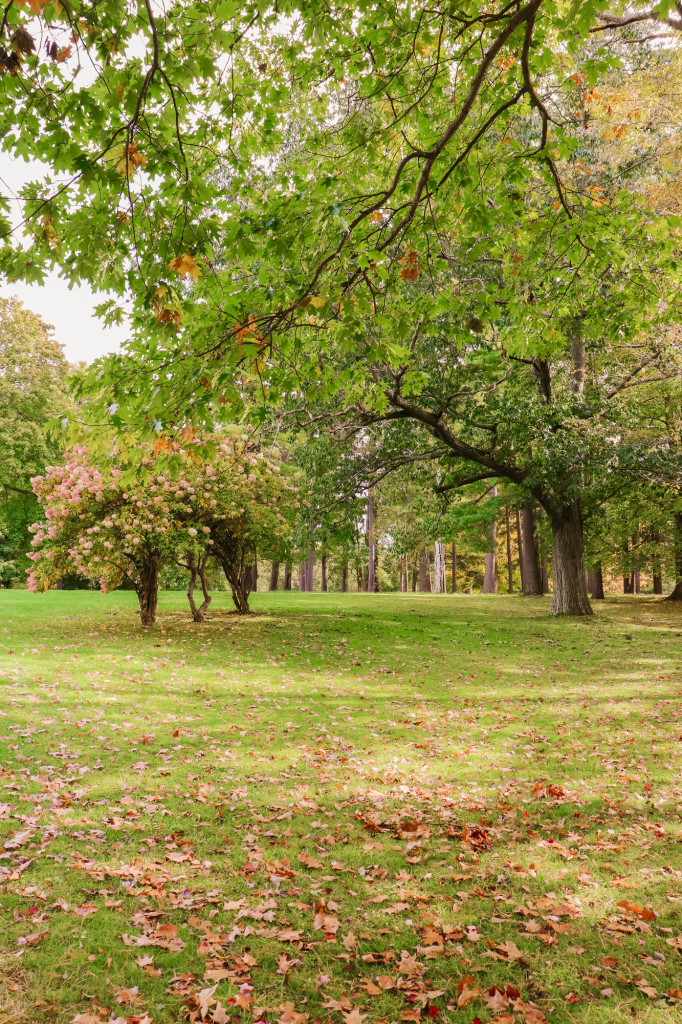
(516, 509, 525, 593)
(451, 540, 457, 595)
(186, 553, 211, 622)
(433, 541, 445, 593)
(135, 554, 161, 626)
(411, 567, 417, 591)
(587, 564, 605, 600)
(482, 485, 498, 594)
(356, 565, 363, 592)
(418, 547, 431, 592)
(548, 500, 593, 615)
(666, 512, 682, 600)
(366, 490, 375, 593)
(306, 547, 315, 591)
(298, 560, 307, 591)
(321, 553, 327, 592)
(632, 531, 641, 593)
(651, 529, 662, 594)
(283, 561, 292, 590)
(341, 564, 348, 592)
(269, 561, 280, 591)
(505, 507, 513, 593)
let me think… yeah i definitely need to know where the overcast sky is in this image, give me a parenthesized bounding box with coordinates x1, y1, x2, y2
(0, 153, 127, 365)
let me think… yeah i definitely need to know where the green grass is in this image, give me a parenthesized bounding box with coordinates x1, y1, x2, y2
(0, 590, 681, 1024)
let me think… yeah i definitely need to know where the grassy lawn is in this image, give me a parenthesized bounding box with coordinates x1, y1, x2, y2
(1, 591, 681, 1024)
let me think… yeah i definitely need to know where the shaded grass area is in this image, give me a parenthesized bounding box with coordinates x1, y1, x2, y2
(0, 590, 681, 1024)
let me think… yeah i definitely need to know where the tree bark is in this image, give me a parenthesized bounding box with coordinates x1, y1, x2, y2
(341, 564, 348, 592)
(482, 485, 498, 594)
(587, 564, 605, 600)
(516, 509, 525, 593)
(433, 540, 445, 593)
(186, 552, 211, 622)
(666, 512, 682, 600)
(520, 503, 542, 595)
(135, 554, 161, 626)
(418, 547, 431, 592)
(451, 540, 457, 594)
(306, 547, 315, 591)
(366, 490, 375, 593)
(411, 567, 417, 591)
(356, 565, 363, 591)
(283, 561, 292, 590)
(269, 560, 280, 591)
(321, 553, 327, 592)
(505, 507, 513, 593)
(548, 500, 593, 615)
(298, 560, 307, 591)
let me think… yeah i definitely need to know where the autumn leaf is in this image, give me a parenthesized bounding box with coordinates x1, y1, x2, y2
(169, 253, 202, 281)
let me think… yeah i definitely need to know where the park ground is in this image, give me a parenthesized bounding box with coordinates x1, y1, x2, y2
(0, 591, 681, 1024)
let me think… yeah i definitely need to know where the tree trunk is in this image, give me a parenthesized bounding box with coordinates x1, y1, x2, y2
(666, 512, 682, 600)
(418, 547, 431, 592)
(298, 560, 307, 591)
(366, 490, 375, 593)
(356, 565, 363, 591)
(321, 553, 327, 592)
(548, 500, 593, 615)
(433, 541, 445, 593)
(341, 564, 348, 592)
(306, 547, 315, 591)
(587, 564, 605, 600)
(520, 501, 543, 595)
(269, 561, 280, 591)
(283, 561, 292, 590)
(451, 540, 457, 595)
(251, 555, 258, 592)
(541, 554, 549, 594)
(651, 530, 662, 594)
(482, 485, 498, 594)
(135, 554, 161, 626)
(411, 568, 417, 591)
(186, 553, 211, 622)
(516, 509, 525, 592)
(505, 507, 513, 593)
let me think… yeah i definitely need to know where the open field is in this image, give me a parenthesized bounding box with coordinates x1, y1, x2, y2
(0, 591, 681, 1024)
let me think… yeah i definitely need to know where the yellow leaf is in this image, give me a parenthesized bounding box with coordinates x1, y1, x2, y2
(308, 295, 325, 308)
(168, 253, 202, 281)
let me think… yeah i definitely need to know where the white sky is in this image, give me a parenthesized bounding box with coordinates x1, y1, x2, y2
(0, 153, 127, 365)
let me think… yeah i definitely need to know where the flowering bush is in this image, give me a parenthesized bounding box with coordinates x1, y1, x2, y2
(27, 434, 294, 623)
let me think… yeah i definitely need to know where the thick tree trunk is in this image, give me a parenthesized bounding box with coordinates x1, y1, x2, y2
(651, 530, 663, 594)
(516, 509, 525, 592)
(366, 490, 375, 593)
(451, 540, 457, 594)
(321, 553, 327, 592)
(269, 560, 280, 591)
(283, 561, 292, 590)
(666, 512, 682, 600)
(418, 547, 431, 592)
(341, 564, 348, 592)
(586, 564, 605, 600)
(186, 553, 211, 622)
(135, 555, 161, 626)
(521, 501, 543, 595)
(505, 507, 513, 593)
(482, 485, 498, 594)
(548, 501, 593, 615)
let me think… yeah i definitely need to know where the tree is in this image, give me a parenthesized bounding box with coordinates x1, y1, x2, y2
(0, 296, 71, 585)
(27, 433, 294, 621)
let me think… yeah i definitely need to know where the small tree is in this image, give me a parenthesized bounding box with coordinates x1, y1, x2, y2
(27, 434, 295, 621)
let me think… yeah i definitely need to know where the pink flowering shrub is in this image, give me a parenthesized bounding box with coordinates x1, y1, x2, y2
(27, 434, 294, 622)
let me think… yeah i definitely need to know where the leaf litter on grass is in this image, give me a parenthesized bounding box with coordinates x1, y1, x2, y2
(0, 591, 681, 1024)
